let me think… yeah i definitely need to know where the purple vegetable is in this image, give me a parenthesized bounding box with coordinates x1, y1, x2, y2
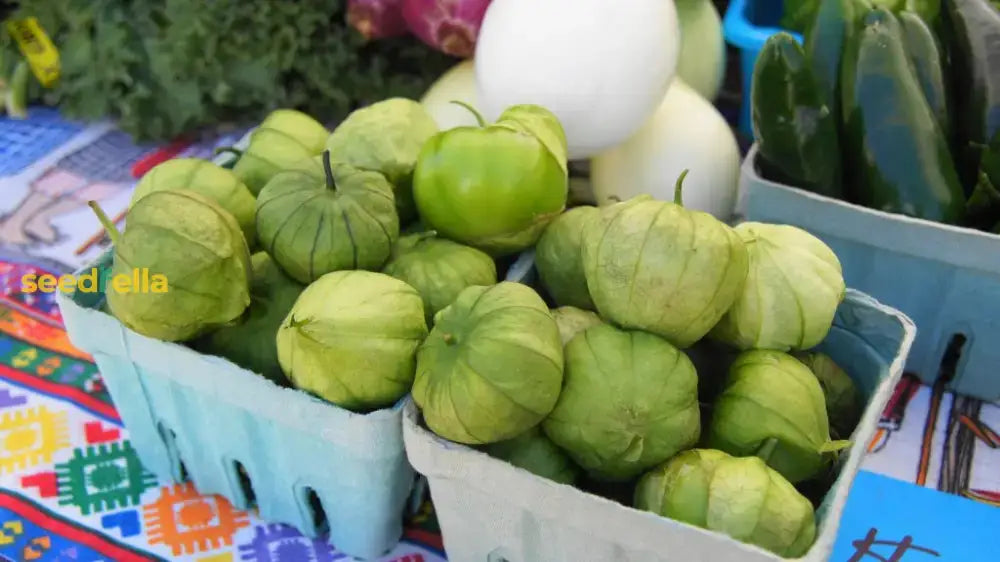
(348, 0, 410, 40)
(402, 0, 492, 58)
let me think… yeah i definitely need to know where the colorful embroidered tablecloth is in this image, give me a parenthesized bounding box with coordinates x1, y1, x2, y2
(1, 107, 998, 561)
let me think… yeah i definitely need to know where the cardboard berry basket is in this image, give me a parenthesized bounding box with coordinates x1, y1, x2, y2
(403, 277, 914, 561)
(741, 145, 1000, 401)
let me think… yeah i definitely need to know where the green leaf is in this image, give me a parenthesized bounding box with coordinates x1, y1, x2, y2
(14, 0, 453, 141)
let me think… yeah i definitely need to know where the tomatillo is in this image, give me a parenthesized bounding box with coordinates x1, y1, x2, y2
(412, 102, 569, 256)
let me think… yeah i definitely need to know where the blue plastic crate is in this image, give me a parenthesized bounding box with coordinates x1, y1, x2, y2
(722, 0, 803, 139)
(741, 145, 1000, 401)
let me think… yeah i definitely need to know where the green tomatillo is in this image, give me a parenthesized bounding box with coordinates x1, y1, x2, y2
(255, 151, 399, 284)
(89, 192, 252, 342)
(412, 102, 569, 256)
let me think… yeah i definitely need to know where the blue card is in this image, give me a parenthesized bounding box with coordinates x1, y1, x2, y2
(831, 470, 999, 561)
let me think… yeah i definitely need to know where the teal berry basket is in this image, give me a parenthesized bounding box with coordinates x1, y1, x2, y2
(56, 240, 538, 559)
(741, 145, 1000, 401)
(56, 250, 416, 560)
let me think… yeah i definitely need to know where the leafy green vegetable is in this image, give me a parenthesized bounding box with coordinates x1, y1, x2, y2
(5, 0, 453, 140)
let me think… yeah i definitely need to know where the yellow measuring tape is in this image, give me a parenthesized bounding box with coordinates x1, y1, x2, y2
(6, 17, 60, 87)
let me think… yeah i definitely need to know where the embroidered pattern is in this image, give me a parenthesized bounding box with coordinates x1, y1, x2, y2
(238, 524, 342, 562)
(144, 482, 249, 556)
(55, 441, 156, 515)
(0, 405, 68, 473)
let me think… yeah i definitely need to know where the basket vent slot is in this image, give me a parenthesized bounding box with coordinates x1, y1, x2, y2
(156, 421, 187, 481)
(304, 487, 328, 532)
(487, 548, 514, 562)
(938, 333, 968, 383)
(233, 461, 256, 507)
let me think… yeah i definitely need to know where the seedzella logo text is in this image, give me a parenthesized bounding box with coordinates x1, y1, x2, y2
(21, 268, 169, 294)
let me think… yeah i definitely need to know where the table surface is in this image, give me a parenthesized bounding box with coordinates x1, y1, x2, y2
(0, 108, 997, 561)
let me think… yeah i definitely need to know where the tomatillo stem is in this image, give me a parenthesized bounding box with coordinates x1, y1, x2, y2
(88, 201, 122, 247)
(450, 100, 487, 127)
(442, 333, 456, 344)
(322, 150, 335, 191)
(755, 437, 779, 462)
(674, 169, 690, 206)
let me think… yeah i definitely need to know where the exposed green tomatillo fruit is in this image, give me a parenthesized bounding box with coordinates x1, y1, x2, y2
(635, 449, 817, 557)
(581, 172, 748, 348)
(276, 270, 427, 411)
(381, 231, 497, 326)
(256, 151, 399, 284)
(412, 102, 569, 256)
(89, 192, 251, 342)
(543, 323, 700, 482)
(131, 158, 257, 245)
(326, 98, 438, 224)
(413, 282, 563, 444)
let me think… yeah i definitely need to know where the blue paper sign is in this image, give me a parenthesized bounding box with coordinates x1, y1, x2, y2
(832, 470, 999, 561)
